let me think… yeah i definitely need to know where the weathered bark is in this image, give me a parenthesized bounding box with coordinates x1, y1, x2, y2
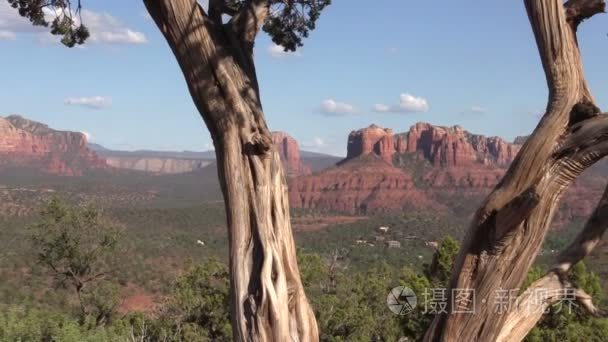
(424, 1, 607, 341)
(497, 183, 608, 341)
(142, 1, 318, 341)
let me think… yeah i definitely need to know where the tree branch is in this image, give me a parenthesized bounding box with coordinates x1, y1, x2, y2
(574, 287, 608, 317)
(208, 0, 240, 24)
(496, 181, 608, 341)
(551, 182, 608, 273)
(230, 0, 270, 49)
(208, 0, 223, 22)
(565, 0, 607, 31)
(424, 1, 606, 339)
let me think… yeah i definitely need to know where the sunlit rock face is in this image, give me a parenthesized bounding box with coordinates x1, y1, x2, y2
(289, 122, 526, 214)
(272, 131, 311, 177)
(0, 115, 107, 176)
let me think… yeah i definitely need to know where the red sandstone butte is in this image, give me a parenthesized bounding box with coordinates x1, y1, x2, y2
(272, 131, 311, 177)
(288, 154, 441, 214)
(0, 115, 107, 176)
(289, 122, 525, 214)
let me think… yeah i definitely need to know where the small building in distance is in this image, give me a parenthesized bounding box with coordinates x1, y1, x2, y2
(377, 226, 389, 233)
(374, 235, 386, 242)
(385, 240, 401, 249)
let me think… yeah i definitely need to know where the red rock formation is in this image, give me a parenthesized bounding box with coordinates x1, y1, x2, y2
(401, 123, 522, 167)
(346, 124, 395, 164)
(346, 122, 522, 168)
(290, 122, 526, 214)
(289, 122, 604, 222)
(288, 154, 441, 214)
(272, 131, 311, 177)
(0, 115, 107, 176)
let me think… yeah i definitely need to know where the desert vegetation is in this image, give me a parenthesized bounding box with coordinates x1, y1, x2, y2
(2, 0, 608, 340)
(1, 200, 606, 341)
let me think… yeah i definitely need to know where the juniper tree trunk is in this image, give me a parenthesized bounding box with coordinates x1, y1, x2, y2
(143, 1, 318, 341)
(424, 1, 608, 341)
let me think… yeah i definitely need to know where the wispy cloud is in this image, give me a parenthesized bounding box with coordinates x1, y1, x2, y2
(0, 30, 16, 40)
(302, 137, 325, 149)
(0, 2, 147, 45)
(461, 105, 486, 115)
(0, 2, 41, 34)
(373, 93, 429, 113)
(301, 135, 345, 156)
(81, 131, 93, 142)
(267, 44, 301, 58)
(75, 10, 148, 45)
(320, 99, 358, 116)
(64, 96, 112, 109)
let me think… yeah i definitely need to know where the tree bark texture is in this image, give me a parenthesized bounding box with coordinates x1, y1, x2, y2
(142, 1, 318, 341)
(424, 0, 607, 341)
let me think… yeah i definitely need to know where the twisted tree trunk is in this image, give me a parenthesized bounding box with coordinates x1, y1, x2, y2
(497, 183, 608, 341)
(424, 0, 608, 341)
(143, 1, 318, 340)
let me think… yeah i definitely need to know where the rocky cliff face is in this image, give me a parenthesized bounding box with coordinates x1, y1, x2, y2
(290, 122, 524, 214)
(272, 132, 311, 177)
(346, 124, 396, 164)
(105, 157, 213, 174)
(0, 115, 106, 176)
(94, 131, 311, 176)
(288, 154, 441, 213)
(346, 122, 521, 168)
(289, 122, 603, 220)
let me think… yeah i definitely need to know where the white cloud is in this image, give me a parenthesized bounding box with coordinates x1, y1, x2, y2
(81, 131, 93, 142)
(301, 135, 345, 156)
(373, 93, 430, 113)
(311, 137, 324, 147)
(470, 105, 486, 113)
(303, 137, 325, 149)
(267, 44, 301, 58)
(321, 99, 358, 116)
(64, 96, 112, 109)
(0, 2, 43, 34)
(78, 10, 148, 45)
(372, 104, 391, 112)
(397, 93, 429, 112)
(0, 30, 15, 40)
(0, 2, 146, 45)
(461, 105, 486, 115)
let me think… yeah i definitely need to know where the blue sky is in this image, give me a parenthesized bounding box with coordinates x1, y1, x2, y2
(1, 1, 607, 156)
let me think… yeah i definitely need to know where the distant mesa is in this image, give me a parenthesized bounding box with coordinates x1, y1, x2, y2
(94, 147, 215, 175)
(93, 131, 320, 176)
(0, 115, 603, 223)
(0, 114, 331, 176)
(288, 121, 607, 221)
(289, 122, 525, 214)
(345, 122, 522, 168)
(0, 114, 107, 176)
